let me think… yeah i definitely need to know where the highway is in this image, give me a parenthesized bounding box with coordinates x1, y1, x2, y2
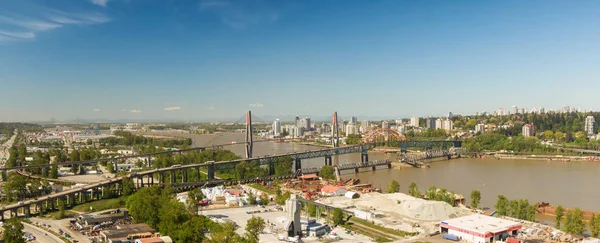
(23, 222, 63, 243)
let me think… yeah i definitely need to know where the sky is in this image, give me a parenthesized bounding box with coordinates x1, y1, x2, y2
(1, 0, 599, 122)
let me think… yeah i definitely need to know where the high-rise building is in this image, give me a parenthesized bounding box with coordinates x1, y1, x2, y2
(448, 112, 454, 118)
(382, 121, 390, 129)
(346, 123, 357, 135)
(520, 108, 526, 114)
(498, 108, 505, 116)
(273, 119, 281, 136)
(475, 124, 485, 133)
(435, 119, 443, 130)
(442, 119, 454, 131)
(426, 117, 436, 130)
(539, 107, 545, 114)
(522, 124, 535, 137)
(397, 125, 406, 135)
(295, 116, 300, 127)
(299, 117, 311, 130)
(410, 117, 419, 127)
(351, 116, 358, 125)
(585, 116, 596, 136)
(513, 106, 518, 114)
(361, 120, 370, 133)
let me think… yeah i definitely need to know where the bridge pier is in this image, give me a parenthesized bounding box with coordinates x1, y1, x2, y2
(354, 168, 359, 174)
(294, 158, 302, 172)
(372, 166, 376, 171)
(147, 156, 152, 167)
(207, 162, 215, 180)
(325, 156, 332, 166)
(1, 211, 4, 221)
(113, 159, 118, 172)
(268, 160, 275, 176)
(361, 152, 369, 163)
(196, 167, 201, 181)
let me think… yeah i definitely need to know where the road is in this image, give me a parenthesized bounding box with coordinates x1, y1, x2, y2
(0, 130, 17, 171)
(30, 217, 90, 243)
(23, 222, 64, 243)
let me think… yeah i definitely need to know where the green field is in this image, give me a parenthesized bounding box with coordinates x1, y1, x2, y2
(72, 198, 126, 213)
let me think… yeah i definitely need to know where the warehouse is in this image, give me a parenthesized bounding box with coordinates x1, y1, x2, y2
(440, 214, 522, 243)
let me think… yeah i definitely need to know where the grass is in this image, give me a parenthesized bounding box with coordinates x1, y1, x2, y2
(248, 183, 278, 195)
(71, 197, 126, 213)
(348, 217, 415, 238)
(342, 223, 392, 242)
(43, 210, 78, 220)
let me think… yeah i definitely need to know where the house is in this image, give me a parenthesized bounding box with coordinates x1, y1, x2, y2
(440, 214, 522, 243)
(101, 223, 157, 243)
(134, 237, 173, 243)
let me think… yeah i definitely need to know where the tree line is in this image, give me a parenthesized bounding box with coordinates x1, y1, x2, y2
(126, 185, 266, 243)
(100, 131, 192, 147)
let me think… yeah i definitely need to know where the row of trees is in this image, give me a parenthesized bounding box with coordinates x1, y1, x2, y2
(463, 133, 554, 153)
(553, 205, 599, 236)
(100, 131, 192, 147)
(3, 172, 53, 202)
(494, 195, 536, 222)
(126, 185, 266, 242)
(386, 181, 473, 208)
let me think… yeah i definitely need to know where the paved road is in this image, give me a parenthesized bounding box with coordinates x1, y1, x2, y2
(23, 222, 63, 243)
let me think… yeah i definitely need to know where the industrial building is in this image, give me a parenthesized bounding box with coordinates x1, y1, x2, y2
(440, 214, 522, 243)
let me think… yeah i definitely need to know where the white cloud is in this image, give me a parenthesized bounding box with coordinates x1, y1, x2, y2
(90, 0, 110, 7)
(131, 109, 141, 113)
(0, 6, 110, 42)
(164, 106, 181, 111)
(249, 103, 264, 107)
(199, 0, 280, 28)
(93, 108, 100, 112)
(0, 30, 35, 39)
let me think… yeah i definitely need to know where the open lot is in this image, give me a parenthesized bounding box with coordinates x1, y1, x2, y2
(204, 206, 375, 243)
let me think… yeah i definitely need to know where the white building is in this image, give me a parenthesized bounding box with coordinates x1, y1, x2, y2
(410, 117, 419, 127)
(440, 214, 522, 243)
(273, 119, 281, 136)
(442, 119, 454, 131)
(475, 124, 485, 133)
(345, 123, 357, 135)
(397, 125, 406, 135)
(435, 119, 443, 130)
(299, 117, 311, 130)
(361, 120, 370, 133)
(382, 121, 390, 129)
(585, 116, 596, 136)
(522, 124, 535, 137)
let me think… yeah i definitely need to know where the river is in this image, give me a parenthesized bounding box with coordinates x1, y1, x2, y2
(140, 132, 600, 211)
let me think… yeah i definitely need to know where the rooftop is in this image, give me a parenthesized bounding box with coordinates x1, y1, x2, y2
(441, 214, 521, 235)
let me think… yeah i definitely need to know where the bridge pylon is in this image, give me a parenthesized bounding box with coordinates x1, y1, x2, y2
(332, 111, 339, 148)
(245, 111, 253, 159)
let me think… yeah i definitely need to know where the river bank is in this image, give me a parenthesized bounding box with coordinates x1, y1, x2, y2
(489, 153, 600, 162)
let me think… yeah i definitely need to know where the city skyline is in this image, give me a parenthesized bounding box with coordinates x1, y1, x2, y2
(2, 0, 600, 121)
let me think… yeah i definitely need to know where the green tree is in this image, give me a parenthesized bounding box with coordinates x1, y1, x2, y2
(564, 208, 585, 235)
(308, 203, 317, 217)
(332, 208, 344, 226)
(126, 186, 164, 229)
(554, 131, 564, 142)
(247, 193, 257, 206)
(590, 213, 598, 238)
(273, 156, 293, 176)
(427, 186, 437, 200)
(508, 200, 519, 218)
(49, 166, 59, 179)
(260, 195, 269, 206)
(591, 214, 600, 238)
(122, 177, 135, 196)
(209, 222, 242, 243)
(544, 130, 554, 140)
(387, 180, 400, 193)
(526, 204, 537, 222)
(18, 144, 27, 162)
(319, 165, 335, 180)
(4, 173, 28, 201)
(3, 218, 26, 243)
(470, 190, 481, 209)
(555, 205, 565, 228)
(408, 182, 420, 198)
(158, 199, 190, 242)
(107, 162, 115, 173)
(179, 216, 208, 243)
(495, 195, 509, 216)
(344, 134, 362, 145)
(275, 191, 291, 205)
(187, 188, 206, 215)
(245, 216, 266, 243)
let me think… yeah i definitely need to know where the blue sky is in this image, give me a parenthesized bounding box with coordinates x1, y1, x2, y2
(1, 0, 599, 122)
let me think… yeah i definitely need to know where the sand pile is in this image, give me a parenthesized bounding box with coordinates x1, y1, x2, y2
(320, 192, 470, 222)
